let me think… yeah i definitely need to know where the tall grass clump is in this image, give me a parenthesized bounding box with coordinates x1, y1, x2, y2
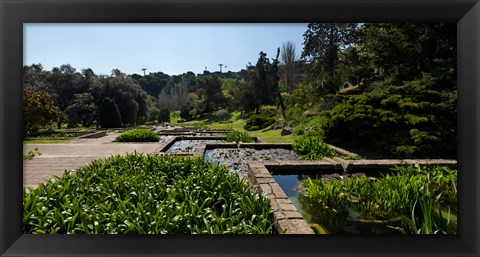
(23, 154, 273, 234)
(115, 129, 160, 142)
(292, 135, 335, 160)
(300, 165, 457, 234)
(226, 130, 254, 143)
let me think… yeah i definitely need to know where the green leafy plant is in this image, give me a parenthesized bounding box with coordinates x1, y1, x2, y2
(226, 130, 254, 143)
(301, 165, 457, 233)
(115, 129, 160, 142)
(23, 154, 273, 234)
(23, 148, 41, 160)
(292, 135, 335, 160)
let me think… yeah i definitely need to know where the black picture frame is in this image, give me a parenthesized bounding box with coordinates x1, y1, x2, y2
(1, 0, 479, 256)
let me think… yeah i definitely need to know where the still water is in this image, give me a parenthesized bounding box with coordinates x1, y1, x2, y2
(272, 173, 402, 234)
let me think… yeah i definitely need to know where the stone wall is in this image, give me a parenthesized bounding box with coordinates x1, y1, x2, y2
(248, 161, 315, 234)
(78, 131, 107, 139)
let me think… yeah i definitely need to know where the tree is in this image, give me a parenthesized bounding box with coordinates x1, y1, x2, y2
(23, 87, 65, 134)
(301, 23, 358, 96)
(158, 80, 190, 111)
(280, 41, 298, 94)
(197, 74, 225, 115)
(100, 69, 148, 126)
(245, 50, 282, 114)
(64, 93, 97, 128)
(158, 108, 170, 124)
(320, 23, 457, 158)
(98, 97, 122, 128)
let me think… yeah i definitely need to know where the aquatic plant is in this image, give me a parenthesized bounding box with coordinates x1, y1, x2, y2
(225, 130, 254, 143)
(292, 135, 335, 160)
(23, 154, 273, 234)
(301, 165, 457, 233)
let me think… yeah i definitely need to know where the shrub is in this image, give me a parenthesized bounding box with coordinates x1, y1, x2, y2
(259, 105, 279, 118)
(226, 130, 254, 143)
(244, 115, 275, 131)
(292, 135, 335, 160)
(23, 154, 273, 234)
(23, 148, 41, 160)
(321, 74, 456, 159)
(115, 129, 160, 142)
(98, 97, 123, 128)
(144, 121, 158, 126)
(180, 108, 192, 121)
(213, 109, 229, 121)
(158, 108, 170, 124)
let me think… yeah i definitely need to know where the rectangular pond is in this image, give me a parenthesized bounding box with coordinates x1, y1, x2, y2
(204, 148, 300, 178)
(272, 172, 403, 234)
(272, 169, 457, 235)
(165, 139, 225, 154)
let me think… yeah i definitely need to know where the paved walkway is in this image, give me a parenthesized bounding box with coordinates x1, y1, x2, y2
(23, 131, 165, 188)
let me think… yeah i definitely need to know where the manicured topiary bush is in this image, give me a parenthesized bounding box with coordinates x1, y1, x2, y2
(115, 129, 160, 142)
(23, 154, 274, 234)
(243, 115, 275, 131)
(292, 135, 335, 160)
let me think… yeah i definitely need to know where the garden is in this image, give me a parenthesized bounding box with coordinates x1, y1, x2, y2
(23, 22, 457, 234)
(23, 127, 458, 234)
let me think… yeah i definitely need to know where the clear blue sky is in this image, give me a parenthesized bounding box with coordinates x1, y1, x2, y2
(24, 23, 308, 76)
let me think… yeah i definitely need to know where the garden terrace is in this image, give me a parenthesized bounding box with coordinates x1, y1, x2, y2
(247, 159, 457, 234)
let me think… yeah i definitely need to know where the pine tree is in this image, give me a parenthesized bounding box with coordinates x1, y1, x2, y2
(98, 97, 123, 128)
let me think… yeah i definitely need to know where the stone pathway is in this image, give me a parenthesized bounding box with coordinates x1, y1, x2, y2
(23, 131, 164, 188)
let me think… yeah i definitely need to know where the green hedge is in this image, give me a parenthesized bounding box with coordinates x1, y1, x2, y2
(23, 154, 273, 234)
(115, 129, 160, 142)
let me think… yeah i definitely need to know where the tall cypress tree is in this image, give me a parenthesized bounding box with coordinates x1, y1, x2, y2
(98, 97, 123, 128)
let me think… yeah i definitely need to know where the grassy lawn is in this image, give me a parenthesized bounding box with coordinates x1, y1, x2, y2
(23, 139, 72, 144)
(171, 111, 299, 143)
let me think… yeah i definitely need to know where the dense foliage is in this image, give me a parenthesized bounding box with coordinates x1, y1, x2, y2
(23, 87, 66, 134)
(64, 93, 97, 128)
(98, 97, 123, 128)
(24, 23, 456, 159)
(301, 165, 457, 233)
(158, 108, 170, 124)
(292, 135, 335, 160)
(23, 154, 273, 234)
(115, 129, 160, 142)
(293, 23, 457, 159)
(243, 115, 275, 131)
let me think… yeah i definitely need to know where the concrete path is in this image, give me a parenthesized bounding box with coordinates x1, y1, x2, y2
(23, 131, 165, 188)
